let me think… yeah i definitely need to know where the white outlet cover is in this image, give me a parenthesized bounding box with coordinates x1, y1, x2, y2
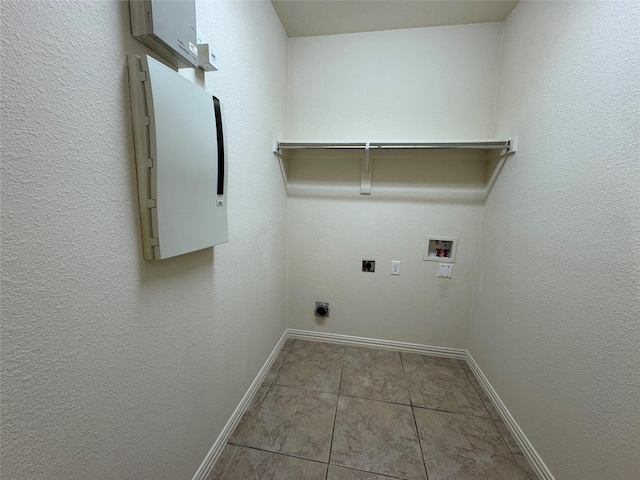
(437, 264, 453, 278)
(391, 260, 401, 275)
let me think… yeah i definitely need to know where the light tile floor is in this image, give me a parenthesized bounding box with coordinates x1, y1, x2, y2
(209, 339, 539, 480)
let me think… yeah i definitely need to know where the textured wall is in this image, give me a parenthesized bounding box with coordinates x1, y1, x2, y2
(469, 2, 640, 479)
(0, 1, 288, 478)
(286, 24, 502, 347)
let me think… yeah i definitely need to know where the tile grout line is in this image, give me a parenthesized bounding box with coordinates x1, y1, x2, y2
(410, 407, 430, 480)
(410, 403, 495, 420)
(398, 351, 413, 407)
(459, 359, 532, 480)
(459, 359, 493, 418)
(216, 446, 239, 480)
(329, 462, 413, 480)
(399, 352, 430, 480)
(226, 339, 532, 479)
(491, 418, 530, 480)
(226, 444, 328, 467)
(326, 344, 346, 480)
(271, 382, 338, 395)
(227, 339, 297, 449)
(228, 444, 410, 480)
(334, 391, 411, 408)
(252, 339, 295, 418)
(268, 381, 497, 418)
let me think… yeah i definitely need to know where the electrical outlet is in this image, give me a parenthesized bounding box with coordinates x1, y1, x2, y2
(437, 264, 453, 278)
(391, 261, 401, 275)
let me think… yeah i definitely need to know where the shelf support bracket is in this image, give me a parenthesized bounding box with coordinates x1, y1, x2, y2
(361, 142, 372, 195)
(273, 140, 288, 193)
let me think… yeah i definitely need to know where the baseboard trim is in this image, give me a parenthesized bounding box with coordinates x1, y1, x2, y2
(193, 329, 554, 480)
(285, 328, 467, 358)
(464, 352, 556, 480)
(191, 331, 288, 480)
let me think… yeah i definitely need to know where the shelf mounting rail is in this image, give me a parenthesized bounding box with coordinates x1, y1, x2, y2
(276, 139, 515, 151)
(273, 138, 517, 194)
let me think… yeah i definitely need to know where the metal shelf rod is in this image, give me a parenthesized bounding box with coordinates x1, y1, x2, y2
(274, 138, 517, 195)
(277, 140, 512, 151)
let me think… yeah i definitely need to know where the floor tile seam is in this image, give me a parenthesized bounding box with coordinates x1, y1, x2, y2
(338, 392, 422, 411)
(328, 344, 347, 474)
(272, 382, 340, 396)
(340, 355, 411, 391)
(411, 406, 527, 480)
(412, 401, 527, 477)
(289, 339, 347, 354)
(404, 365, 473, 382)
(409, 394, 430, 480)
(287, 347, 344, 360)
(276, 340, 295, 368)
(410, 404, 493, 420)
(276, 350, 345, 385)
(270, 340, 296, 382)
(413, 363, 490, 414)
(229, 354, 320, 445)
(401, 352, 465, 369)
(401, 363, 473, 388)
(516, 453, 540, 480)
(513, 453, 539, 480)
(460, 367, 485, 393)
(254, 382, 275, 416)
(490, 417, 532, 480)
(228, 386, 273, 443)
(250, 371, 282, 418)
(400, 352, 490, 419)
(262, 350, 288, 390)
(336, 391, 411, 407)
(216, 444, 239, 480)
(328, 461, 412, 480)
(399, 352, 430, 480)
(398, 349, 413, 402)
(226, 442, 330, 466)
(397, 350, 414, 408)
(459, 365, 494, 420)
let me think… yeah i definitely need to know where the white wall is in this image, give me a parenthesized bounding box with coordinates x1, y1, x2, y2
(0, 1, 288, 479)
(286, 24, 502, 347)
(469, 2, 640, 479)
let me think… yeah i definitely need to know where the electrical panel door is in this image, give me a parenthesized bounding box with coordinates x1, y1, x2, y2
(127, 55, 228, 260)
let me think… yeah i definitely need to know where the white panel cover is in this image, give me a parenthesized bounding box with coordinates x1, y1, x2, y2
(144, 55, 227, 259)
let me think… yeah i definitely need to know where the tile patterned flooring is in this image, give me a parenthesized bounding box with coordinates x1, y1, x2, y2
(209, 339, 539, 480)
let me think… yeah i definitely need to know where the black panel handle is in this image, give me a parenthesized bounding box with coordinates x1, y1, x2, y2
(213, 96, 225, 195)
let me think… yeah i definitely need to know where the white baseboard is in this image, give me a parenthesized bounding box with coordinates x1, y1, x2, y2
(464, 352, 556, 480)
(193, 329, 554, 480)
(286, 328, 467, 358)
(191, 331, 288, 480)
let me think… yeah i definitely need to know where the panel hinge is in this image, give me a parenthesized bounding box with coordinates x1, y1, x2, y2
(148, 206, 159, 258)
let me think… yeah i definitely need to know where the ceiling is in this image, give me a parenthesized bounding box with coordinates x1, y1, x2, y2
(272, 0, 519, 38)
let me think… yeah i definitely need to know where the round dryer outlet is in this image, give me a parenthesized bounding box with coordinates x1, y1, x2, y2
(315, 302, 330, 318)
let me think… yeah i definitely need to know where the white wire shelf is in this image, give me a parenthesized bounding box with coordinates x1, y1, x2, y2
(275, 139, 515, 152)
(273, 138, 517, 195)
